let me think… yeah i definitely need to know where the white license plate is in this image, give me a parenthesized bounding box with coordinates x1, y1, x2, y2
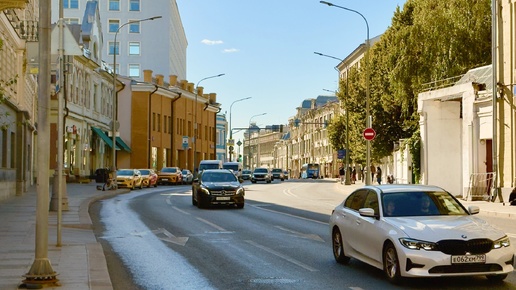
(217, 197, 230, 201)
(451, 254, 486, 264)
(161, 178, 168, 181)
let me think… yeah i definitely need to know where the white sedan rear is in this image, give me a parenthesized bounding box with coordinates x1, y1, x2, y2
(329, 184, 514, 284)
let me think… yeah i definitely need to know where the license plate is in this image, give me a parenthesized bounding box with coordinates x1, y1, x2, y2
(451, 254, 486, 264)
(161, 178, 168, 181)
(217, 197, 230, 201)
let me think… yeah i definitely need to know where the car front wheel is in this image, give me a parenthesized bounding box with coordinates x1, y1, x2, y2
(383, 242, 402, 284)
(332, 228, 350, 264)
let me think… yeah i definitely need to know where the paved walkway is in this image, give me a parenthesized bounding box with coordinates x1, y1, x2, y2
(0, 181, 514, 289)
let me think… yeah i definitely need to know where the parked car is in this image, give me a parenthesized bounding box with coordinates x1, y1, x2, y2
(181, 169, 194, 184)
(191, 169, 245, 209)
(271, 168, 285, 181)
(251, 167, 272, 183)
(116, 169, 143, 190)
(157, 167, 183, 185)
(329, 184, 514, 284)
(241, 169, 252, 180)
(139, 169, 158, 188)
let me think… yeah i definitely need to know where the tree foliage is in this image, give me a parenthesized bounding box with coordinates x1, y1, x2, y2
(327, 0, 491, 173)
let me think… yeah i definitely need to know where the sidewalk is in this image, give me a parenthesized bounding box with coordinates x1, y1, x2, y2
(0, 182, 127, 290)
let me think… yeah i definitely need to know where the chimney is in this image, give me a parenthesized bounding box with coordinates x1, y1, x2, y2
(197, 86, 204, 96)
(143, 70, 153, 83)
(209, 93, 217, 104)
(187, 82, 194, 93)
(180, 80, 188, 90)
(156, 74, 164, 86)
(169, 75, 178, 86)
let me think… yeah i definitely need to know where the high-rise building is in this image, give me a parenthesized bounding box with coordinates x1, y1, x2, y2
(51, 0, 187, 81)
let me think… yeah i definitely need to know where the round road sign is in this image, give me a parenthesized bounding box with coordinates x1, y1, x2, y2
(363, 128, 376, 141)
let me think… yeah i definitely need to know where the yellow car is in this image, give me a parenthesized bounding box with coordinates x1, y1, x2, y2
(116, 169, 143, 190)
(157, 167, 183, 185)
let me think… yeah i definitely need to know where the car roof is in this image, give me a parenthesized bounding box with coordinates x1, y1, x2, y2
(363, 184, 446, 194)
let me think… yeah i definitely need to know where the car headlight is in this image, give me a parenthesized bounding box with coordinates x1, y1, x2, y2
(493, 236, 511, 249)
(200, 187, 210, 195)
(399, 238, 437, 251)
(236, 187, 245, 195)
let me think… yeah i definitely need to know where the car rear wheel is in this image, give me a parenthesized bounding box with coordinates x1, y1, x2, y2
(332, 228, 350, 264)
(383, 242, 402, 284)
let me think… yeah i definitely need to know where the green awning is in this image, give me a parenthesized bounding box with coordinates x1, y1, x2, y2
(91, 127, 120, 150)
(116, 136, 132, 153)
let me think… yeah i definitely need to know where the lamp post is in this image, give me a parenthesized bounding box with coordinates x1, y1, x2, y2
(229, 96, 251, 161)
(111, 16, 161, 185)
(248, 113, 266, 169)
(194, 73, 225, 174)
(320, 1, 371, 185)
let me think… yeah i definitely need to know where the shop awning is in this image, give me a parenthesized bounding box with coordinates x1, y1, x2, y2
(91, 127, 120, 150)
(116, 136, 132, 153)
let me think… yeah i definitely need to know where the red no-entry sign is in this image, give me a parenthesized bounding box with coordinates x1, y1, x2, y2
(363, 127, 376, 141)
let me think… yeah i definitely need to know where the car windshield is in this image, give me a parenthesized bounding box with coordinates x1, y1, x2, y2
(139, 169, 150, 175)
(223, 164, 239, 171)
(182, 170, 190, 175)
(381, 191, 468, 217)
(272, 169, 282, 173)
(242, 170, 251, 174)
(254, 168, 268, 173)
(117, 170, 134, 176)
(201, 172, 237, 182)
(161, 168, 177, 173)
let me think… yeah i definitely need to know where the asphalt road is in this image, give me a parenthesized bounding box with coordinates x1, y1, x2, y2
(90, 180, 516, 290)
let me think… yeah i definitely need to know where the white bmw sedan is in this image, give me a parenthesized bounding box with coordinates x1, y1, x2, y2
(329, 184, 514, 284)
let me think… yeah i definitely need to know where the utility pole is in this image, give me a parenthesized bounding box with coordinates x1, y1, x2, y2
(23, 0, 59, 286)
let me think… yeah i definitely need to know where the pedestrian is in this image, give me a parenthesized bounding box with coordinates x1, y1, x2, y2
(370, 164, 376, 182)
(351, 167, 356, 184)
(339, 165, 345, 184)
(509, 187, 516, 206)
(376, 166, 382, 185)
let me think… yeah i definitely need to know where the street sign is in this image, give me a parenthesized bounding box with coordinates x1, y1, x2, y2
(228, 139, 234, 146)
(363, 128, 376, 141)
(337, 149, 346, 159)
(182, 136, 189, 149)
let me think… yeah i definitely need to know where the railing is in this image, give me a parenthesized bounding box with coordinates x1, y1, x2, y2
(464, 172, 495, 201)
(4, 9, 38, 41)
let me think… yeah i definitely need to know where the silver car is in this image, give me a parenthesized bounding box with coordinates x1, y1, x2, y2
(329, 184, 514, 284)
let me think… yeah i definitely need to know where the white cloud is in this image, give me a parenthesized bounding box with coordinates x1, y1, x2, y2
(201, 39, 223, 45)
(222, 48, 239, 53)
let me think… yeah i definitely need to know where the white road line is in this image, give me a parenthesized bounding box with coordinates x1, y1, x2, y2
(250, 204, 328, 225)
(172, 206, 191, 215)
(245, 240, 318, 272)
(196, 217, 228, 232)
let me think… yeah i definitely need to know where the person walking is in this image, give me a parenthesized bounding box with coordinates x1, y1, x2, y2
(339, 165, 345, 184)
(376, 166, 382, 185)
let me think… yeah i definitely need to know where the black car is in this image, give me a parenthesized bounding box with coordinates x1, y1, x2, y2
(271, 168, 285, 181)
(191, 169, 245, 209)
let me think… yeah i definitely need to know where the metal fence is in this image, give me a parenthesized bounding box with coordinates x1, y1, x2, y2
(464, 172, 495, 201)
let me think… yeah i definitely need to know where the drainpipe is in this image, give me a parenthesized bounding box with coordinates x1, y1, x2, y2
(170, 91, 182, 167)
(148, 84, 158, 168)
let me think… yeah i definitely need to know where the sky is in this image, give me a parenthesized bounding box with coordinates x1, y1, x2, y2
(176, 0, 407, 145)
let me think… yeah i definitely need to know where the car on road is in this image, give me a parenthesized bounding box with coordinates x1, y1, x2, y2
(116, 169, 143, 190)
(181, 169, 194, 184)
(271, 168, 285, 181)
(329, 184, 514, 284)
(191, 169, 245, 209)
(283, 170, 289, 180)
(251, 167, 272, 183)
(139, 169, 158, 188)
(241, 169, 252, 180)
(157, 167, 183, 185)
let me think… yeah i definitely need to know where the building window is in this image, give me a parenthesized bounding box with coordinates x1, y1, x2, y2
(64, 18, 79, 24)
(157, 114, 161, 132)
(109, 0, 120, 11)
(63, 0, 79, 9)
(109, 42, 119, 55)
(129, 0, 140, 11)
(129, 42, 140, 55)
(110, 64, 120, 74)
(129, 22, 140, 33)
(109, 19, 120, 33)
(129, 64, 140, 78)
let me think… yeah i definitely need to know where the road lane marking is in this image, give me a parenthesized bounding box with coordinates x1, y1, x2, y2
(196, 217, 229, 232)
(275, 225, 325, 242)
(245, 240, 318, 272)
(250, 204, 328, 225)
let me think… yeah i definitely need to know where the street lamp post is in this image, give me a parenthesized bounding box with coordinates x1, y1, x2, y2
(194, 74, 225, 174)
(247, 113, 266, 169)
(111, 16, 161, 186)
(320, 1, 371, 185)
(229, 96, 251, 161)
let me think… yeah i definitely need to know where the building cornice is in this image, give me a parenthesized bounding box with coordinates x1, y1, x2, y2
(0, 0, 27, 10)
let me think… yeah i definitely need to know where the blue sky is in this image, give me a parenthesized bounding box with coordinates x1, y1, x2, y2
(176, 0, 407, 145)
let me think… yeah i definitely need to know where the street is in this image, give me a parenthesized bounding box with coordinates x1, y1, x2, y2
(90, 180, 516, 290)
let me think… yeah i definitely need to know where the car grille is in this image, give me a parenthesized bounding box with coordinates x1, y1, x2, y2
(429, 263, 502, 274)
(210, 190, 237, 196)
(436, 239, 493, 255)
